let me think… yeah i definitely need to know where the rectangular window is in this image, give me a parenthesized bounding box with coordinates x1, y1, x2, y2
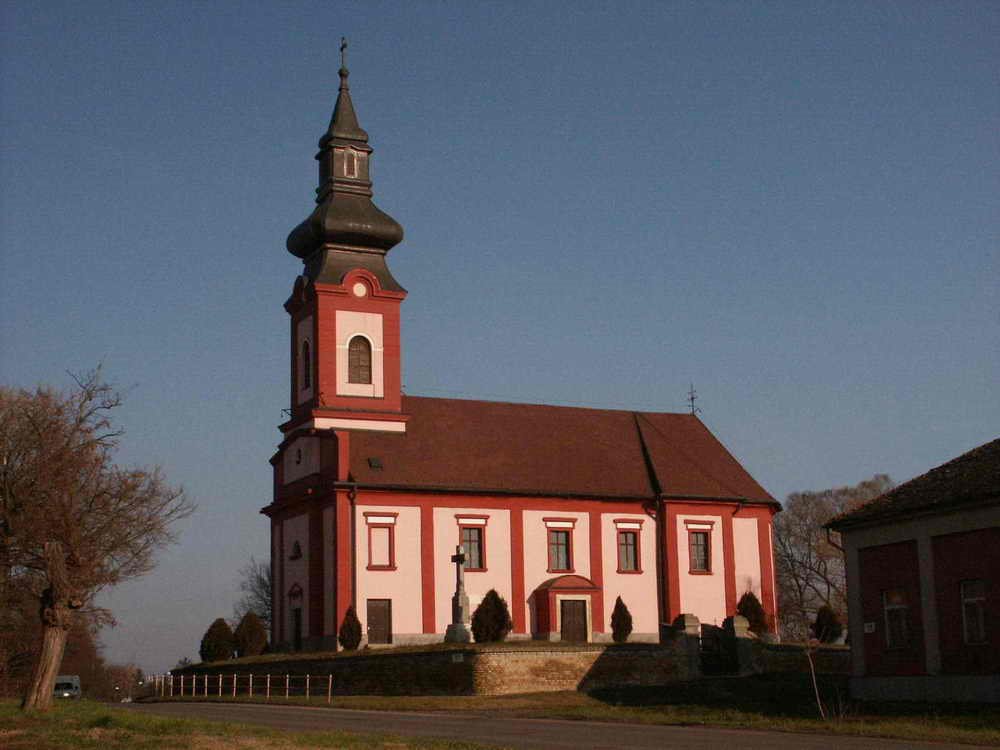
(689, 530, 710, 573)
(883, 588, 909, 649)
(461, 526, 484, 570)
(364, 513, 397, 571)
(617, 530, 639, 572)
(961, 580, 987, 645)
(548, 529, 572, 572)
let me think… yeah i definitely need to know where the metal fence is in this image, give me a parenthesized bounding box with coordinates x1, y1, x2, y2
(150, 673, 335, 703)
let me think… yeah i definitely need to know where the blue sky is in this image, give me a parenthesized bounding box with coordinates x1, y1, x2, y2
(2, 1, 997, 673)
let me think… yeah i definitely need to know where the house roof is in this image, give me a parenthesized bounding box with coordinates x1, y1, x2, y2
(345, 395, 775, 504)
(827, 438, 1000, 530)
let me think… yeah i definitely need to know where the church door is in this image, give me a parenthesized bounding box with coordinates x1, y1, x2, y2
(367, 599, 392, 644)
(291, 607, 302, 651)
(560, 600, 588, 642)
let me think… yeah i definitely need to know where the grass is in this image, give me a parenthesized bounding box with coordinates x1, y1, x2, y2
(0, 699, 499, 750)
(151, 674, 1000, 746)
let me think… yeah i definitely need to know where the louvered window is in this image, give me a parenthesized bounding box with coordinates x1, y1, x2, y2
(348, 336, 372, 384)
(301, 341, 311, 390)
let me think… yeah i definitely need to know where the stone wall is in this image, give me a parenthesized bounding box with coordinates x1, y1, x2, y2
(750, 642, 851, 675)
(176, 640, 697, 696)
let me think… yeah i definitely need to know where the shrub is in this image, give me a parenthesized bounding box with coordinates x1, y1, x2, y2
(736, 591, 768, 635)
(199, 618, 235, 663)
(338, 605, 362, 650)
(812, 605, 843, 643)
(610, 596, 633, 643)
(471, 589, 513, 643)
(233, 612, 268, 657)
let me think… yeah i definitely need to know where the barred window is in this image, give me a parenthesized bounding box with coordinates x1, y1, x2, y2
(617, 531, 638, 572)
(689, 531, 710, 572)
(962, 580, 987, 645)
(883, 588, 909, 649)
(348, 336, 372, 384)
(548, 530, 571, 572)
(461, 527, 484, 570)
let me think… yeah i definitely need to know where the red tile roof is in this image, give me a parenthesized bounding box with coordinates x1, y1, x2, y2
(347, 396, 774, 503)
(827, 438, 1000, 530)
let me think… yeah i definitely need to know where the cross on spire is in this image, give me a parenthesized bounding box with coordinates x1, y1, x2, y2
(340, 37, 347, 69)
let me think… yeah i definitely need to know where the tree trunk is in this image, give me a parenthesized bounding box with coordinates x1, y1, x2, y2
(20, 617, 69, 711)
(21, 541, 79, 711)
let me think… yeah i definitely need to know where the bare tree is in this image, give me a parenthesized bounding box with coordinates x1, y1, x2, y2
(0, 369, 193, 710)
(774, 474, 893, 641)
(233, 555, 272, 635)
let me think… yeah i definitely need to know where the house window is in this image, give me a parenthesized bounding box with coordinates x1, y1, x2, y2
(689, 531, 710, 573)
(961, 580, 987, 645)
(348, 336, 372, 384)
(364, 513, 396, 570)
(344, 149, 358, 178)
(617, 530, 639, 572)
(301, 341, 311, 390)
(461, 527, 484, 570)
(883, 588, 909, 649)
(548, 529, 572, 572)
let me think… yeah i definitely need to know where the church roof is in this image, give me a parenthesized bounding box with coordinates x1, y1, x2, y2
(347, 396, 775, 504)
(827, 438, 1000, 530)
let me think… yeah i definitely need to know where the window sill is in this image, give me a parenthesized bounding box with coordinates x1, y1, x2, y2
(617, 568, 643, 575)
(465, 567, 487, 573)
(688, 569, 712, 575)
(547, 568, 574, 575)
(366, 565, 397, 572)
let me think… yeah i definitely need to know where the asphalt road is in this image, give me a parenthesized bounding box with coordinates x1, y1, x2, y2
(125, 701, 969, 750)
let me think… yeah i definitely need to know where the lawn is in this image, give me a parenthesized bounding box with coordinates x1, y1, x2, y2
(0, 699, 498, 750)
(152, 673, 1000, 746)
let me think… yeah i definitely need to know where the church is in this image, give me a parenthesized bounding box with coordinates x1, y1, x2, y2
(262, 58, 779, 651)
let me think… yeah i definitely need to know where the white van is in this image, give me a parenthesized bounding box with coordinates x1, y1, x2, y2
(53, 675, 81, 699)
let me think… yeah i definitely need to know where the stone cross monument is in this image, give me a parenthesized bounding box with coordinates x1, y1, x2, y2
(444, 544, 472, 643)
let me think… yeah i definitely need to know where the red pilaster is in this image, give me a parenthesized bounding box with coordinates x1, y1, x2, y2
(757, 512, 778, 628)
(722, 512, 737, 616)
(665, 505, 681, 622)
(276, 519, 285, 644)
(420, 505, 436, 633)
(510, 508, 526, 634)
(308, 503, 325, 639)
(588, 510, 605, 633)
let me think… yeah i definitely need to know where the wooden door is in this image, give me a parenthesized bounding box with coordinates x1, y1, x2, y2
(367, 599, 392, 644)
(291, 607, 302, 651)
(560, 599, 588, 642)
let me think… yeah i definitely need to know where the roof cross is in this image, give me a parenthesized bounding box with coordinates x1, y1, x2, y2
(340, 37, 347, 69)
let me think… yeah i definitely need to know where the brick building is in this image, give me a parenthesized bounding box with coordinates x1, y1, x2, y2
(262, 62, 779, 650)
(828, 439, 1000, 702)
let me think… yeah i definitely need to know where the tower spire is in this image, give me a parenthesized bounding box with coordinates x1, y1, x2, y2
(286, 42, 404, 289)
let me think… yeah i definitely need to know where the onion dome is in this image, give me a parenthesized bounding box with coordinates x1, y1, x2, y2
(286, 45, 404, 289)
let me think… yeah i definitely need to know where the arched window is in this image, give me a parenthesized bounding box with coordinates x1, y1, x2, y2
(348, 336, 372, 384)
(301, 341, 311, 390)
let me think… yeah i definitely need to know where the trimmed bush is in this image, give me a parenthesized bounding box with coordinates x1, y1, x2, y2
(610, 596, 633, 643)
(812, 605, 844, 643)
(471, 589, 513, 643)
(737, 591, 768, 635)
(199, 618, 235, 663)
(338, 605, 362, 650)
(233, 612, 268, 657)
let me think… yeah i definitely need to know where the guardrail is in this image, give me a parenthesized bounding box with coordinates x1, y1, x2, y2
(150, 673, 334, 703)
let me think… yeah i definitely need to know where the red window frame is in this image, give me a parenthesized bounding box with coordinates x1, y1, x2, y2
(364, 512, 397, 571)
(457, 516, 488, 572)
(547, 530, 573, 573)
(687, 528, 712, 574)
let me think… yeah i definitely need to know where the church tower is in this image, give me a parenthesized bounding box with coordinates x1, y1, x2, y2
(282, 51, 407, 434)
(267, 47, 407, 651)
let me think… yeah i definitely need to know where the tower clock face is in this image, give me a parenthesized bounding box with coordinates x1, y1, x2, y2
(352, 282, 368, 297)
